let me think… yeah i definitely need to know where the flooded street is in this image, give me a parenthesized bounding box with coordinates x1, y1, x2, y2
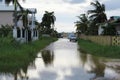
(26, 38, 120, 80)
(0, 38, 120, 80)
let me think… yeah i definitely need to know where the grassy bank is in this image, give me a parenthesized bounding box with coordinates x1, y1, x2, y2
(0, 37, 57, 73)
(78, 39, 120, 59)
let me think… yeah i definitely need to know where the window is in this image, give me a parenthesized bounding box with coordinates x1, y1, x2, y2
(36, 30, 37, 37)
(22, 29, 25, 38)
(33, 29, 35, 37)
(17, 29, 21, 38)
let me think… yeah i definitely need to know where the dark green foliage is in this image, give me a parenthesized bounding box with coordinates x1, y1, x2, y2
(102, 24, 117, 35)
(0, 25, 12, 37)
(75, 14, 88, 34)
(22, 11, 28, 28)
(75, 1, 108, 35)
(78, 39, 120, 59)
(86, 22, 98, 35)
(41, 11, 56, 35)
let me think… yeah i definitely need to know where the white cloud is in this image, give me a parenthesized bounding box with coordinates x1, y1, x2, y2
(106, 9, 120, 18)
(19, 0, 120, 32)
(56, 22, 76, 32)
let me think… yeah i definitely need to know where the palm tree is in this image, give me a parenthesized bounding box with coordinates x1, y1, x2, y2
(87, 0, 107, 35)
(17, 10, 29, 28)
(41, 11, 56, 34)
(75, 14, 89, 35)
(88, 0, 107, 23)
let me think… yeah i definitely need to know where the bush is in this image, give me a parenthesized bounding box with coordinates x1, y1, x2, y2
(0, 25, 12, 37)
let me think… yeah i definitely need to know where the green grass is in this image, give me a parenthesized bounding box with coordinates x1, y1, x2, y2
(78, 39, 120, 59)
(0, 37, 57, 73)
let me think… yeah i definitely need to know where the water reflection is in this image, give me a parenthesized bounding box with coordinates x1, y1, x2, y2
(78, 53, 105, 79)
(41, 50, 54, 66)
(0, 53, 36, 80)
(0, 64, 29, 80)
(0, 38, 120, 80)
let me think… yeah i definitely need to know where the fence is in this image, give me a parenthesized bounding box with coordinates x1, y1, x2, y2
(80, 35, 120, 46)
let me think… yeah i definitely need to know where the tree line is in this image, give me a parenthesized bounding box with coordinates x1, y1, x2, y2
(75, 0, 118, 36)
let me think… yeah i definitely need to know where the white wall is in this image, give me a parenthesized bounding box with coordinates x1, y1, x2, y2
(98, 26, 104, 35)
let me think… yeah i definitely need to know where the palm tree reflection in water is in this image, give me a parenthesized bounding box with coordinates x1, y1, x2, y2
(41, 50, 54, 66)
(78, 53, 105, 79)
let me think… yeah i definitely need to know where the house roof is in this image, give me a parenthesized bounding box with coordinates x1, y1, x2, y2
(0, 4, 37, 14)
(111, 16, 120, 20)
(0, 4, 20, 12)
(0, 5, 14, 11)
(27, 8, 37, 13)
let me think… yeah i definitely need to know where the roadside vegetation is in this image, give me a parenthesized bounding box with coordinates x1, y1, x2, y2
(75, 0, 120, 59)
(0, 31, 57, 73)
(0, 7, 58, 75)
(0, 0, 58, 78)
(78, 39, 120, 59)
(0, 24, 58, 77)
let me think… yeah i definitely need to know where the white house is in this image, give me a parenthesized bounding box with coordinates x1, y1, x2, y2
(0, 0, 39, 42)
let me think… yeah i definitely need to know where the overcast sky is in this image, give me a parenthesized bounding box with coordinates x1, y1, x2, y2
(20, 0, 120, 32)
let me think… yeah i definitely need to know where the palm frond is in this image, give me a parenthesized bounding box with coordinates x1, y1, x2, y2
(89, 14, 98, 18)
(88, 10, 97, 14)
(101, 4, 105, 11)
(90, 1, 97, 8)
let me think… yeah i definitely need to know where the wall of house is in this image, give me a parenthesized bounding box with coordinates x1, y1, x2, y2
(0, 11, 14, 26)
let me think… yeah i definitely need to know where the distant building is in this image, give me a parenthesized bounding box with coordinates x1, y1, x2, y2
(110, 16, 120, 21)
(0, 0, 38, 42)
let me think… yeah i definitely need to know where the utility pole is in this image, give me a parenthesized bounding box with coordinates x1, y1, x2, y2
(14, 0, 17, 28)
(13, 0, 17, 38)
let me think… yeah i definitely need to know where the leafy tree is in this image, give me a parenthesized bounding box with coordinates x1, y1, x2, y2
(41, 11, 56, 34)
